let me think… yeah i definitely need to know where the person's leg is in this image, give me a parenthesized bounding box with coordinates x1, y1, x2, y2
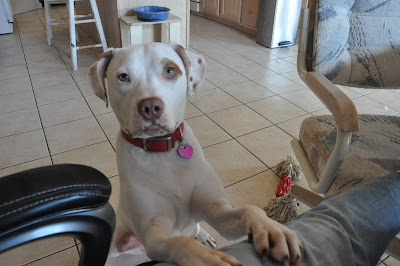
(144, 172, 400, 266)
(219, 172, 400, 266)
(284, 172, 400, 265)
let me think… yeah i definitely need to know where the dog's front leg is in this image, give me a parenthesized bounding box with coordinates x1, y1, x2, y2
(204, 204, 303, 265)
(140, 218, 243, 266)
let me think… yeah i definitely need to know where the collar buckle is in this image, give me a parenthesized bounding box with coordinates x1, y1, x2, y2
(142, 136, 172, 152)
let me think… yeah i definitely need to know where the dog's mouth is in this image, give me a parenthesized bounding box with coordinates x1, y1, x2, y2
(140, 124, 171, 137)
(144, 124, 167, 133)
(125, 120, 178, 139)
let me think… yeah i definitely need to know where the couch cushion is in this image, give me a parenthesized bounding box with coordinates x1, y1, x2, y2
(299, 115, 400, 198)
(312, 0, 400, 87)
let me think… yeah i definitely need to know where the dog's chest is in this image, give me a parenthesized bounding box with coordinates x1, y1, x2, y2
(118, 161, 196, 224)
(119, 145, 198, 198)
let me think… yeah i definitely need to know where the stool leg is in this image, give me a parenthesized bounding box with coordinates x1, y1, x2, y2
(44, 0, 52, 46)
(65, 0, 80, 43)
(76, 30, 81, 43)
(68, 0, 78, 71)
(130, 25, 143, 45)
(169, 22, 181, 45)
(89, 0, 107, 51)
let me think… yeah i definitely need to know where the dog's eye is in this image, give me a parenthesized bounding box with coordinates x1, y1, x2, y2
(165, 67, 175, 78)
(118, 73, 129, 82)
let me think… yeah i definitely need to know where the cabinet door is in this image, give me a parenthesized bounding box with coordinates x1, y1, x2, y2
(202, 0, 220, 16)
(219, 0, 242, 23)
(241, 0, 259, 29)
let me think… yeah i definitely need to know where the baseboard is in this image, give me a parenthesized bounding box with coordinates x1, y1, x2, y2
(202, 13, 257, 37)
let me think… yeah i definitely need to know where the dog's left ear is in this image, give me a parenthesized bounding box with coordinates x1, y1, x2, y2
(171, 44, 206, 97)
(89, 49, 114, 107)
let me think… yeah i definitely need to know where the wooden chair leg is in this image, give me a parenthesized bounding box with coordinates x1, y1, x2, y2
(290, 184, 324, 208)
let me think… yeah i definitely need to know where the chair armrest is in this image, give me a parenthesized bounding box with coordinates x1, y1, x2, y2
(290, 184, 324, 208)
(292, 128, 353, 194)
(305, 72, 359, 132)
(0, 164, 112, 231)
(294, 8, 360, 194)
(297, 8, 359, 132)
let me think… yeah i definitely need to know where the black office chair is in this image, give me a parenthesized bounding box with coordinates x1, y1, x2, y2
(0, 164, 115, 266)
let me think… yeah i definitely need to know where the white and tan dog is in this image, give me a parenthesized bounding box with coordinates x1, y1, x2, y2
(89, 43, 303, 266)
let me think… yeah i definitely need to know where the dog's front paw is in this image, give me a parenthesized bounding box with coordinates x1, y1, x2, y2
(195, 249, 243, 266)
(194, 226, 217, 249)
(172, 237, 242, 266)
(244, 206, 303, 266)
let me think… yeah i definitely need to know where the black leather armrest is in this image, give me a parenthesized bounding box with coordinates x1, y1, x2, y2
(0, 164, 111, 232)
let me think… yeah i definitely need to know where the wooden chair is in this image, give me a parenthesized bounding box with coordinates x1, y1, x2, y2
(290, 0, 400, 260)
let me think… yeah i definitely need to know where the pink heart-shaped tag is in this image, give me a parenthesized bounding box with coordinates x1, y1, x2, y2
(178, 144, 193, 159)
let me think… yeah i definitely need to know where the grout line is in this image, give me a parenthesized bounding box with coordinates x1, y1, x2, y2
(363, 95, 400, 113)
(33, 94, 85, 108)
(48, 139, 108, 157)
(22, 244, 79, 266)
(185, 113, 204, 120)
(244, 100, 306, 124)
(108, 173, 118, 179)
(14, 18, 54, 166)
(223, 169, 270, 189)
(0, 127, 43, 141)
(187, 60, 311, 170)
(0, 103, 37, 117)
(188, 101, 243, 115)
(196, 113, 270, 169)
(201, 138, 233, 150)
(37, 94, 81, 106)
(186, 87, 271, 169)
(73, 239, 81, 257)
(35, 7, 117, 164)
(41, 114, 96, 129)
(0, 73, 29, 83)
(108, 138, 117, 153)
(0, 155, 50, 172)
(5, 7, 112, 174)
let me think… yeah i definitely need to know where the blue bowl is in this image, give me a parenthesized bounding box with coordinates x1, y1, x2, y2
(134, 6, 170, 22)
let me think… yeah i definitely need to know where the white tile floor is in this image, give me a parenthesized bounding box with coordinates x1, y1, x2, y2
(1, 6, 399, 265)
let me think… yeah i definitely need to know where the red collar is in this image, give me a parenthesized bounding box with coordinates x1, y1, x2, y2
(121, 123, 184, 152)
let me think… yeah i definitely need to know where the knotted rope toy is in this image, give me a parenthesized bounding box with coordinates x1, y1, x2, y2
(264, 155, 303, 224)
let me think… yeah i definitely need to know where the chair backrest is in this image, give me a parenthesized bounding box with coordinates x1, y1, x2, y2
(306, 0, 400, 88)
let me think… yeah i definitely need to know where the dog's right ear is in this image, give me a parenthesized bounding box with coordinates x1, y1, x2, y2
(89, 49, 114, 108)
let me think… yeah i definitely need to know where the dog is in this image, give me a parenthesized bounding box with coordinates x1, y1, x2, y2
(89, 43, 303, 266)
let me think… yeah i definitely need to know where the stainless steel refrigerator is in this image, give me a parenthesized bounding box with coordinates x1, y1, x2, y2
(256, 0, 302, 48)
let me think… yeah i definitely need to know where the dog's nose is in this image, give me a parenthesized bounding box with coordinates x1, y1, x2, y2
(137, 97, 164, 121)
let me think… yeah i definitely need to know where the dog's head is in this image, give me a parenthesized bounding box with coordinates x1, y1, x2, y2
(89, 43, 205, 138)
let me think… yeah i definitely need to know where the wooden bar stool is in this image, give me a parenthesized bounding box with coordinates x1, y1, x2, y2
(44, 0, 108, 71)
(120, 14, 182, 47)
